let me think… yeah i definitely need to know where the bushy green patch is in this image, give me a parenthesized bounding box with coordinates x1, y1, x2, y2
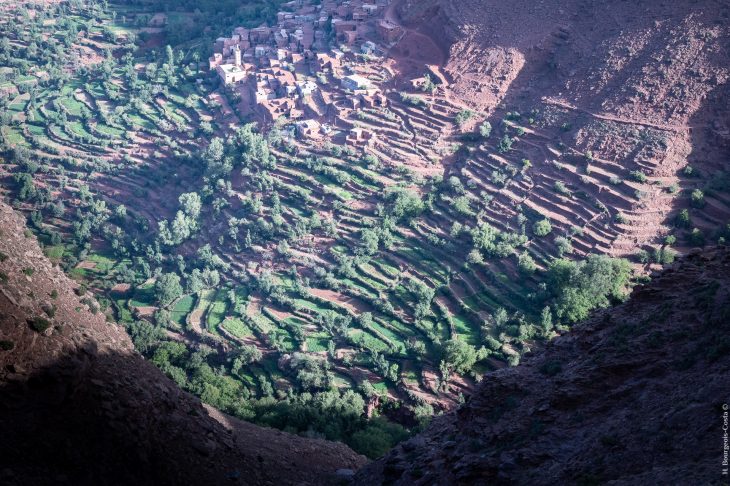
(29, 316, 52, 333)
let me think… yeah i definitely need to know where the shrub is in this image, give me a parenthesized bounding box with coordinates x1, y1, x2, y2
(479, 121, 492, 138)
(688, 228, 705, 247)
(554, 236, 573, 256)
(533, 219, 552, 237)
(30, 317, 52, 333)
(653, 247, 676, 265)
(497, 134, 513, 153)
(554, 181, 570, 196)
(630, 170, 647, 183)
(517, 252, 537, 274)
(635, 249, 650, 264)
(690, 189, 705, 208)
(683, 165, 697, 177)
(675, 209, 690, 228)
(455, 110, 474, 127)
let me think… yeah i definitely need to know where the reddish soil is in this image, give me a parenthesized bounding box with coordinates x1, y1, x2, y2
(0, 202, 366, 485)
(357, 247, 730, 485)
(111, 283, 131, 293)
(309, 288, 373, 314)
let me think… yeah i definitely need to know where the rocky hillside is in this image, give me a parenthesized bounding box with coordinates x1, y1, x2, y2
(395, 0, 730, 258)
(0, 202, 365, 486)
(355, 246, 730, 484)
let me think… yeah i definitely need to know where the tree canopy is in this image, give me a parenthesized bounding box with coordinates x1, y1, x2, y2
(547, 254, 632, 323)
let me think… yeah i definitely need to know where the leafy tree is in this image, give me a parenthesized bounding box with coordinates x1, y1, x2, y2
(498, 134, 513, 153)
(653, 246, 676, 265)
(421, 73, 436, 93)
(384, 187, 424, 221)
(479, 121, 492, 138)
(540, 306, 553, 333)
(359, 228, 380, 256)
(547, 255, 632, 323)
(440, 338, 483, 374)
(517, 252, 537, 274)
(690, 189, 705, 208)
(455, 109, 474, 128)
(688, 227, 705, 247)
(533, 218, 552, 237)
(155, 273, 183, 307)
(554, 236, 573, 256)
(231, 344, 262, 374)
(179, 192, 202, 220)
(125, 320, 165, 353)
(675, 209, 690, 228)
(349, 417, 410, 459)
(471, 222, 499, 252)
(629, 170, 647, 183)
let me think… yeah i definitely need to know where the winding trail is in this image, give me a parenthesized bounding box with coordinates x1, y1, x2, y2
(542, 97, 692, 132)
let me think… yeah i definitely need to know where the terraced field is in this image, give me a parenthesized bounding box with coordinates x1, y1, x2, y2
(2, 0, 727, 452)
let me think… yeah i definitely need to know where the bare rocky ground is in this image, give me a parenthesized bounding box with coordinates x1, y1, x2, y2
(0, 202, 366, 486)
(355, 246, 730, 484)
(396, 0, 730, 257)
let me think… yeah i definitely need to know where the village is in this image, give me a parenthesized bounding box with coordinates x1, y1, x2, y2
(208, 0, 405, 147)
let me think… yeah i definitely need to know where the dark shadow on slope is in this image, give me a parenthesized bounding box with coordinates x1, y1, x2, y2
(0, 344, 365, 486)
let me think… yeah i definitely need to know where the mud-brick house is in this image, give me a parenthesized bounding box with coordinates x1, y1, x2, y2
(258, 98, 300, 124)
(209, 52, 223, 70)
(346, 126, 374, 146)
(333, 19, 357, 36)
(251, 26, 272, 43)
(342, 74, 372, 91)
(314, 53, 341, 74)
(376, 19, 401, 43)
(363, 4, 380, 16)
(297, 80, 319, 97)
(360, 91, 387, 108)
(233, 27, 250, 39)
(296, 119, 322, 139)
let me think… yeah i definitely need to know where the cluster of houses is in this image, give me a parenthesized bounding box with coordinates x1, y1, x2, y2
(208, 0, 404, 145)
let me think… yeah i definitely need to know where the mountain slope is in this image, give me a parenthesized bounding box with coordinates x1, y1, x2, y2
(0, 202, 366, 486)
(355, 246, 730, 484)
(394, 0, 730, 258)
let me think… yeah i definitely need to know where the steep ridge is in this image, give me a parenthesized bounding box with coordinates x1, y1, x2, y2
(0, 202, 366, 486)
(356, 246, 730, 484)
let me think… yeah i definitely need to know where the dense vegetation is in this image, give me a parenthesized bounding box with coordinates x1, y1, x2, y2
(5, 0, 722, 460)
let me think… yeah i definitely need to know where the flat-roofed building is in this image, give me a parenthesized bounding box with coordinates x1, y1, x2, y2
(341, 74, 372, 91)
(216, 64, 248, 85)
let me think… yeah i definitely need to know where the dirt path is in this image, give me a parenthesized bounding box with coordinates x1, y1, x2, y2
(542, 97, 691, 132)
